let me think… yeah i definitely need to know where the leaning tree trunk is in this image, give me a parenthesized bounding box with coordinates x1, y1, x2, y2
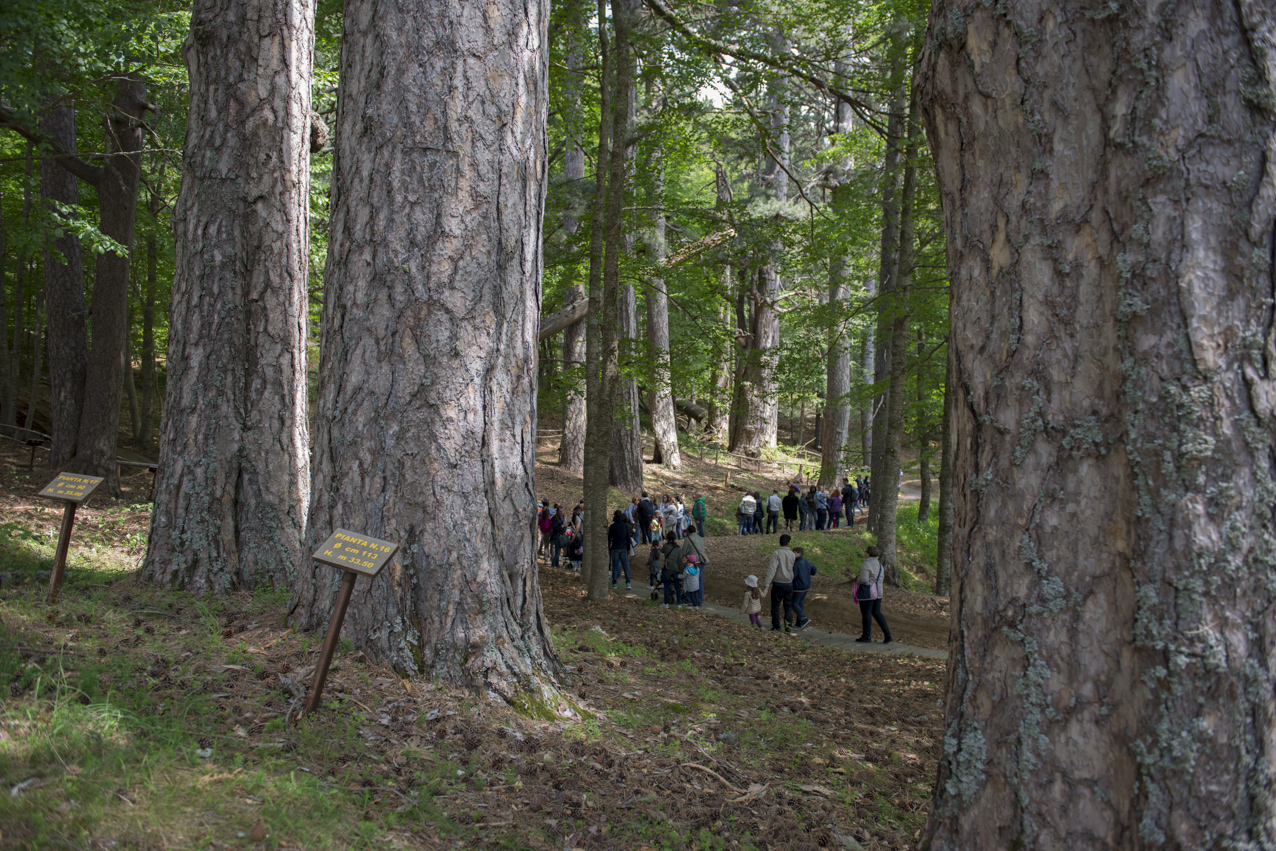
(921, 0, 1276, 846)
(39, 103, 88, 468)
(144, 0, 313, 592)
(293, 0, 558, 699)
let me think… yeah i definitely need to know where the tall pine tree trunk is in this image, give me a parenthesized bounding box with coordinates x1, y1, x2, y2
(868, 75, 907, 537)
(582, 0, 614, 593)
(557, 127, 587, 473)
(820, 75, 854, 485)
(40, 103, 88, 467)
(731, 44, 788, 458)
(921, 0, 1276, 844)
(145, 0, 313, 592)
(293, 0, 558, 697)
(876, 83, 919, 588)
(610, 61, 643, 492)
(68, 78, 149, 495)
(646, 168, 681, 469)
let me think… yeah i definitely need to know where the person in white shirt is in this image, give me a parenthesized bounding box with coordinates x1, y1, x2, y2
(765, 490, 782, 534)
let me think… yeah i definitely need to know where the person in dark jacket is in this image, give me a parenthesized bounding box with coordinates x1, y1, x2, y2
(841, 479, 857, 527)
(791, 546, 817, 629)
(660, 531, 683, 608)
(751, 492, 764, 534)
(608, 509, 633, 589)
(637, 492, 657, 543)
(549, 506, 566, 567)
(782, 487, 800, 531)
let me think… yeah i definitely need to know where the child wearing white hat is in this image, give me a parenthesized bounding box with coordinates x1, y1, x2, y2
(740, 575, 764, 627)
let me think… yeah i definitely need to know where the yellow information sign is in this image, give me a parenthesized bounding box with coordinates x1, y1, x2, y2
(313, 529, 398, 577)
(38, 473, 105, 504)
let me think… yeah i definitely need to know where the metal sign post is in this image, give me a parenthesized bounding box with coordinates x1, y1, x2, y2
(37, 473, 105, 604)
(303, 529, 398, 715)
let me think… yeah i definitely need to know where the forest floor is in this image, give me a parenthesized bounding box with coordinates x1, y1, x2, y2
(0, 433, 950, 851)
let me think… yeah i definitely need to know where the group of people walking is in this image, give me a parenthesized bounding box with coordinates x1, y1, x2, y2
(537, 483, 892, 644)
(740, 536, 891, 642)
(737, 477, 870, 535)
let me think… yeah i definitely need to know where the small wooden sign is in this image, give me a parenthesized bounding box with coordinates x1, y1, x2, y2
(38, 473, 104, 504)
(303, 529, 399, 716)
(313, 529, 398, 577)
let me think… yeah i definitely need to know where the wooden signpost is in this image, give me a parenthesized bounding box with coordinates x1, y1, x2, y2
(37, 473, 105, 603)
(303, 529, 398, 715)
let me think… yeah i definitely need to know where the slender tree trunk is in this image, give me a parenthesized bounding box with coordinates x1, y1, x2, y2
(921, 0, 1276, 845)
(558, 283, 587, 473)
(934, 348, 952, 597)
(582, 0, 614, 593)
(24, 304, 43, 433)
(819, 258, 850, 481)
(293, 0, 557, 698)
(70, 77, 149, 495)
(124, 314, 141, 440)
(868, 81, 906, 537)
(705, 296, 731, 443)
(556, 118, 587, 473)
(145, 0, 313, 591)
(731, 42, 788, 457)
(646, 169, 681, 469)
(876, 83, 919, 588)
(0, 187, 9, 433)
(917, 329, 932, 523)
(40, 103, 89, 467)
(138, 223, 157, 448)
(705, 166, 734, 445)
(611, 273, 643, 490)
(610, 64, 642, 492)
(860, 304, 874, 466)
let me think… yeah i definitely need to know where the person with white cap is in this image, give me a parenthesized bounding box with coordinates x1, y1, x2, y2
(740, 575, 764, 628)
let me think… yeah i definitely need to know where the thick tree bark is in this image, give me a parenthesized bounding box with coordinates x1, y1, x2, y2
(39, 104, 88, 468)
(934, 349, 952, 597)
(582, 0, 614, 594)
(68, 78, 149, 495)
(145, 0, 313, 593)
(293, 0, 558, 698)
(921, 0, 1276, 846)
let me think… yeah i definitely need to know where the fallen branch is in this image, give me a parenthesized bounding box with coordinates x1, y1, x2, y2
(680, 762, 741, 793)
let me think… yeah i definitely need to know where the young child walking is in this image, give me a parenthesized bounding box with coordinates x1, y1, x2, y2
(740, 575, 764, 627)
(647, 541, 661, 591)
